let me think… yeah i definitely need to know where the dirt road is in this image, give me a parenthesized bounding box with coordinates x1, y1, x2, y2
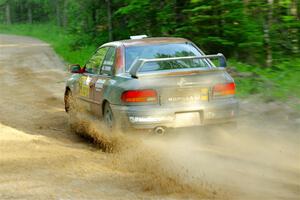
(0, 35, 299, 200)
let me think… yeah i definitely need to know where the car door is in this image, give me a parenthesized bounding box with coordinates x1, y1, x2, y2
(77, 47, 109, 112)
(90, 46, 116, 117)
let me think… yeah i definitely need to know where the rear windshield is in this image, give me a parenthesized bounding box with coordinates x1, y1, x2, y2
(125, 43, 211, 72)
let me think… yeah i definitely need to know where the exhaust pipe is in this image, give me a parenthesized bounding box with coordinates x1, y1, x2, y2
(154, 126, 166, 135)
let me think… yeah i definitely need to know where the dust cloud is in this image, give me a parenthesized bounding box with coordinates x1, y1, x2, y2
(69, 108, 300, 200)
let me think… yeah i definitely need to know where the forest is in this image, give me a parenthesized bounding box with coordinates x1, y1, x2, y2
(0, 0, 299, 100)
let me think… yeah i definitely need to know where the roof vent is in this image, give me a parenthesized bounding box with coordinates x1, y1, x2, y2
(130, 35, 148, 40)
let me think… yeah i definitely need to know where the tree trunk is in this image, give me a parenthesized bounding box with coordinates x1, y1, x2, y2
(264, 0, 273, 67)
(28, 2, 33, 24)
(5, 1, 12, 25)
(55, 0, 61, 26)
(106, 0, 113, 41)
(175, 0, 184, 24)
(62, 0, 68, 28)
(20, 1, 25, 22)
(298, 0, 300, 19)
(243, 0, 249, 15)
(290, 0, 299, 54)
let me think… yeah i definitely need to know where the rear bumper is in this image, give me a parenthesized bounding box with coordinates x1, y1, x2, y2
(111, 98, 239, 130)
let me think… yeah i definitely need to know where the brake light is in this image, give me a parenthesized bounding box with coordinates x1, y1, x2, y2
(213, 82, 235, 96)
(121, 90, 157, 103)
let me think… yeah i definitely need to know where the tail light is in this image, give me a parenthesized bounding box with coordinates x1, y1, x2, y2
(121, 90, 158, 103)
(213, 82, 235, 97)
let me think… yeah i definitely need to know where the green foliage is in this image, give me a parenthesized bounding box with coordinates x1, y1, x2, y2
(0, 0, 299, 103)
(229, 59, 300, 101)
(0, 0, 298, 63)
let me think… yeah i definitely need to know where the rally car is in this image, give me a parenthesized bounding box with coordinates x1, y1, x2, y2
(65, 36, 238, 134)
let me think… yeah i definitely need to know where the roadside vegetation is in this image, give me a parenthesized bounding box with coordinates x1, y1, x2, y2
(1, 23, 299, 105)
(0, 0, 299, 104)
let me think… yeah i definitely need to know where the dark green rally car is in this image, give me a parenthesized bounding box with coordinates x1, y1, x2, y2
(65, 36, 238, 134)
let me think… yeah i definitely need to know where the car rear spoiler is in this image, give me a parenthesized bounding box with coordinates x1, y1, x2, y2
(128, 53, 227, 78)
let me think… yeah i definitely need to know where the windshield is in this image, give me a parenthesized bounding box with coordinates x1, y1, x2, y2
(125, 43, 212, 71)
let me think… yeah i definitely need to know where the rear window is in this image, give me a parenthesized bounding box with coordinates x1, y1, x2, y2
(125, 43, 211, 72)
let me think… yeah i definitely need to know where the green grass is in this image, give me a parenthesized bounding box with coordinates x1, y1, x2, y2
(0, 23, 96, 65)
(229, 59, 300, 104)
(0, 23, 299, 106)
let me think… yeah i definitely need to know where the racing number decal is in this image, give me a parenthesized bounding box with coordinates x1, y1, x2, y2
(79, 76, 89, 97)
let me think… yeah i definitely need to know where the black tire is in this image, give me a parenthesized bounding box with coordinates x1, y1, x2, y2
(64, 89, 72, 113)
(65, 90, 79, 131)
(103, 102, 115, 131)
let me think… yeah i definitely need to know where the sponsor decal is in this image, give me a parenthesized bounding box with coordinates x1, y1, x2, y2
(177, 78, 195, 87)
(95, 79, 106, 91)
(102, 65, 112, 72)
(168, 96, 201, 102)
(168, 88, 208, 102)
(103, 61, 113, 66)
(177, 78, 186, 88)
(109, 80, 116, 85)
(79, 76, 89, 97)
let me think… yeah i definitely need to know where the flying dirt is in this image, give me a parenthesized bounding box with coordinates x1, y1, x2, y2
(0, 34, 299, 200)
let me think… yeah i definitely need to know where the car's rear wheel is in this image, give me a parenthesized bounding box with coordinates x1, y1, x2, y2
(103, 102, 115, 131)
(64, 90, 79, 130)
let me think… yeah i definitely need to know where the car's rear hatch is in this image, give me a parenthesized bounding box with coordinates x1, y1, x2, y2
(121, 55, 235, 106)
(145, 69, 233, 105)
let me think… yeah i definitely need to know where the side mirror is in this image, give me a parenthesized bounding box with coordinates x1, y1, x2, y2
(69, 64, 85, 73)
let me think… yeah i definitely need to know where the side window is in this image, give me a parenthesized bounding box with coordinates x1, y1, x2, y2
(100, 47, 116, 76)
(85, 47, 109, 74)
